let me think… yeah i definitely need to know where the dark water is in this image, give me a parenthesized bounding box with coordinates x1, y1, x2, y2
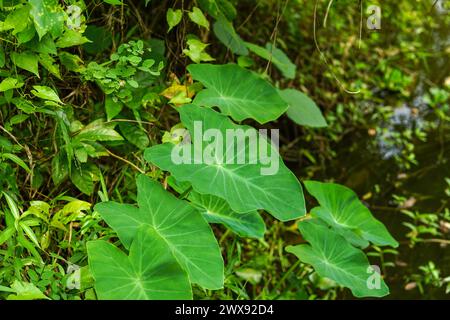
(288, 0, 450, 299)
(330, 1, 449, 299)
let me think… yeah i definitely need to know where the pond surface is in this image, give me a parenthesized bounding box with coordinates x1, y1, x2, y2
(293, 0, 449, 299)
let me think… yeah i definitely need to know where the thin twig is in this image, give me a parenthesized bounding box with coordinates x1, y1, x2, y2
(106, 149, 145, 174)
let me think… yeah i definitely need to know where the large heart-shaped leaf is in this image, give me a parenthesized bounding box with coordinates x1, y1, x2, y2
(187, 64, 288, 124)
(145, 104, 306, 221)
(213, 17, 248, 55)
(94, 175, 224, 290)
(192, 193, 266, 239)
(304, 181, 398, 248)
(168, 177, 266, 239)
(286, 220, 390, 298)
(279, 89, 327, 128)
(29, 0, 65, 39)
(87, 226, 192, 300)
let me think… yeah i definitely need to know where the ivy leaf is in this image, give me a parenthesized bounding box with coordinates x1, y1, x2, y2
(4, 4, 30, 35)
(246, 42, 296, 79)
(31, 85, 61, 103)
(56, 29, 91, 48)
(87, 225, 192, 300)
(188, 63, 288, 124)
(286, 220, 390, 298)
(94, 175, 224, 290)
(167, 8, 182, 32)
(104, 96, 123, 121)
(213, 16, 248, 55)
(279, 89, 328, 128)
(29, 0, 65, 39)
(304, 181, 399, 248)
(0, 78, 24, 92)
(11, 52, 39, 77)
(168, 177, 266, 239)
(144, 104, 306, 221)
(188, 7, 210, 30)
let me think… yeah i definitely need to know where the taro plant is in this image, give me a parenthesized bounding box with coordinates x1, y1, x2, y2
(0, 0, 404, 301)
(87, 63, 398, 299)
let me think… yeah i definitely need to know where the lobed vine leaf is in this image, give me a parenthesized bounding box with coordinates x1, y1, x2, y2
(168, 177, 266, 239)
(279, 89, 328, 128)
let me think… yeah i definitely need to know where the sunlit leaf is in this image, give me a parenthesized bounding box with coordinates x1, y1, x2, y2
(168, 177, 266, 239)
(145, 104, 306, 221)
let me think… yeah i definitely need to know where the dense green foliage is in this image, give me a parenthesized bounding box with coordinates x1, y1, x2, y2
(0, 0, 448, 300)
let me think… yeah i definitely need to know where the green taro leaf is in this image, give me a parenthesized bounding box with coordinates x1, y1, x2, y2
(287, 220, 390, 298)
(188, 64, 288, 124)
(280, 89, 328, 128)
(29, 0, 65, 39)
(11, 52, 39, 77)
(246, 42, 296, 79)
(213, 17, 248, 55)
(304, 181, 398, 248)
(94, 175, 224, 289)
(168, 177, 266, 239)
(144, 104, 306, 221)
(191, 193, 266, 239)
(87, 226, 192, 300)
